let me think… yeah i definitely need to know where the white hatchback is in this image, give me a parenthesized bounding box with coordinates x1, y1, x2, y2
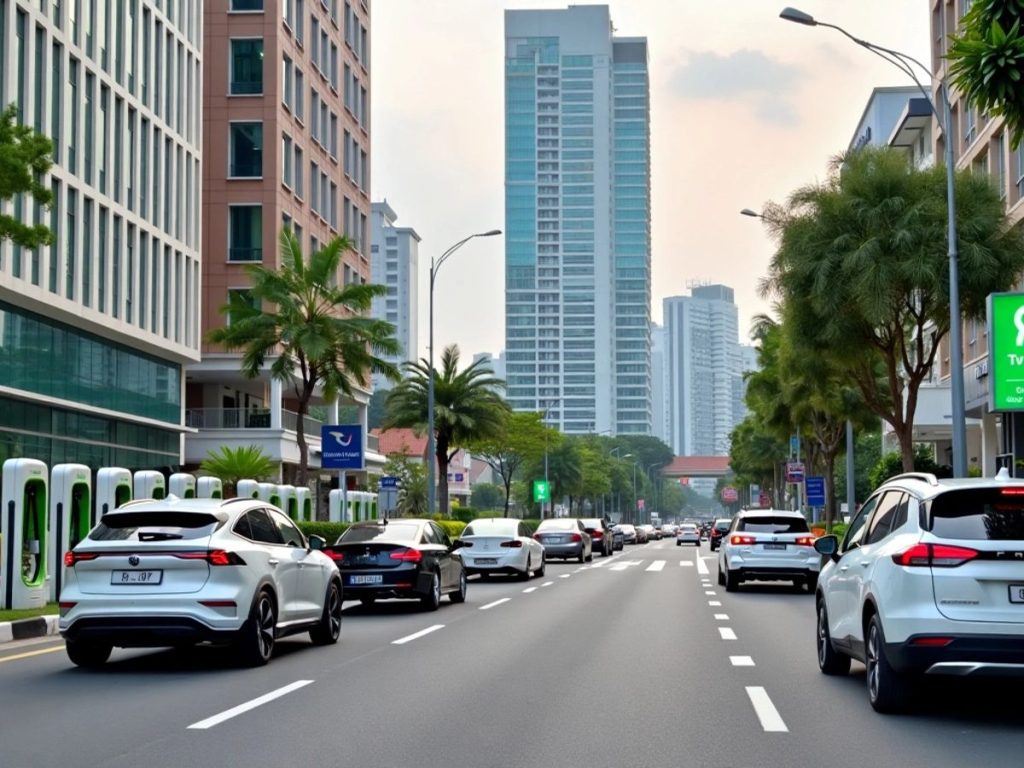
(717, 509, 819, 592)
(455, 518, 546, 579)
(675, 523, 701, 546)
(59, 497, 342, 668)
(814, 470, 1024, 713)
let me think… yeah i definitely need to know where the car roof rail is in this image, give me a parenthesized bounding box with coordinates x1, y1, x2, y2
(885, 472, 940, 487)
(220, 496, 254, 506)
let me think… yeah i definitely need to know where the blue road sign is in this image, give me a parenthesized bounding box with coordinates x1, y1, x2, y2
(321, 425, 364, 470)
(379, 476, 399, 488)
(805, 476, 826, 508)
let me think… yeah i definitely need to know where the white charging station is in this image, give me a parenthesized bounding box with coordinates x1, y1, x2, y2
(295, 487, 313, 522)
(168, 473, 196, 498)
(278, 484, 297, 520)
(2, 459, 49, 610)
(96, 468, 133, 518)
(328, 489, 350, 523)
(236, 479, 259, 499)
(134, 471, 166, 500)
(49, 464, 92, 602)
(257, 482, 282, 508)
(197, 477, 223, 499)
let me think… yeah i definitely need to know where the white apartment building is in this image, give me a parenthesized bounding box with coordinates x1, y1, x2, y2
(370, 200, 419, 388)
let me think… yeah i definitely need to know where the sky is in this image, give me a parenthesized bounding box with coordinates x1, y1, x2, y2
(370, 0, 932, 361)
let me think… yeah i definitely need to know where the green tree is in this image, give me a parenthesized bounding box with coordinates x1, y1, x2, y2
(375, 454, 427, 516)
(0, 104, 53, 248)
(470, 482, 504, 511)
(367, 387, 390, 430)
(199, 444, 278, 495)
(384, 345, 509, 516)
(472, 410, 556, 517)
(764, 146, 1024, 472)
(948, 1, 1024, 148)
(834, 426, 883, 509)
(868, 445, 951, 490)
(207, 230, 401, 487)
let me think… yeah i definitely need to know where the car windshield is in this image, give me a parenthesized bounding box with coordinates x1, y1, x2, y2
(537, 519, 577, 531)
(338, 522, 421, 544)
(736, 516, 809, 534)
(581, 519, 603, 528)
(463, 521, 518, 537)
(89, 511, 223, 541)
(929, 489, 1024, 540)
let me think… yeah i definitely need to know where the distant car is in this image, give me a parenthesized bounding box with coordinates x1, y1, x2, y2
(639, 524, 660, 541)
(660, 524, 678, 538)
(610, 525, 625, 551)
(618, 524, 638, 544)
(326, 519, 467, 611)
(533, 518, 593, 562)
(708, 518, 732, 551)
(59, 497, 343, 668)
(634, 525, 649, 544)
(717, 510, 819, 593)
(675, 523, 701, 546)
(455, 518, 545, 580)
(581, 518, 615, 557)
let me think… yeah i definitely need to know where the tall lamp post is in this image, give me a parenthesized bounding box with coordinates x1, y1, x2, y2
(427, 229, 502, 516)
(610, 448, 631, 519)
(779, 6, 967, 478)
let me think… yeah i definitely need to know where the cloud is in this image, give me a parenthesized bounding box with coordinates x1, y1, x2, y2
(668, 49, 807, 127)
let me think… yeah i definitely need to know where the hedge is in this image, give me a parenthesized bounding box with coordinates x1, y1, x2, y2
(298, 522, 350, 544)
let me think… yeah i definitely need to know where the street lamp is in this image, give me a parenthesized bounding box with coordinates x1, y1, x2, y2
(427, 229, 502, 516)
(779, 6, 968, 477)
(541, 403, 557, 519)
(610, 449, 631, 519)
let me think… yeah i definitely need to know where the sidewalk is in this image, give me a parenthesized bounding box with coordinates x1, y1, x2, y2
(0, 615, 60, 644)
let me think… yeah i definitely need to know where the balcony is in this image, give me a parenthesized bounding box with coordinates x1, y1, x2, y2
(184, 408, 379, 454)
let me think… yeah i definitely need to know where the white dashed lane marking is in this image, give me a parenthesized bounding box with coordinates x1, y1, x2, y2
(187, 680, 314, 730)
(708, 600, 722, 607)
(730, 656, 755, 667)
(696, 558, 710, 575)
(480, 598, 511, 611)
(719, 627, 737, 640)
(522, 587, 538, 594)
(392, 624, 445, 645)
(646, 560, 666, 572)
(714, 613, 729, 620)
(746, 687, 788, 733)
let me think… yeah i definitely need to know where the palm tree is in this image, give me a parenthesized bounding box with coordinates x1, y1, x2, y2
(207, 229, 401, 486)
(384, 345, 509, 516)
(199, 445, 277, 497)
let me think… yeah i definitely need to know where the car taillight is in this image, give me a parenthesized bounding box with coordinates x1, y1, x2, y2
(909, 636, 954, 647)
(730, 535, 756, 545)
(500, 540, 523, 548)
(570, 533, 582, 543)
(174, 550, 246, 566)
(533, 534, 543, 541)
(389, 548, 423, 563)
(892, 543, 978, 568)
(64, 551, 99, 567)
(794, 536, 815, 547)
(1000, 488, 1024, 496)
(58, 601, 77, 616)
(199, 600, 237, 608)
(326, 550, 344, 562)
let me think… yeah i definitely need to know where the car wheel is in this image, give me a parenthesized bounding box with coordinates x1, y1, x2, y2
(816, 599, 851, 676)
(238, 590, 276, 667)
(676, 541, 681, 546)
(578, 548, 585, 564)
(449, 569, 468, 603)
(535, 554, 546, 578)
(359, 597, 376, 607)
(865, 614, 913, 713)
(806, 574, 819, 593)
(310, 579, 343, 646)
(724, 567, 739, 592)
(421, 571, 441, 611)
(717, 566, 725, 586)
(518, 556, 532, 581)
(585, 550, 593, 563)
(65, 639, 112, 668)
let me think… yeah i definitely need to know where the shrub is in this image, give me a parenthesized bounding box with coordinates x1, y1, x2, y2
(299, 521, 349, 543)
(436, 520, 467, 540)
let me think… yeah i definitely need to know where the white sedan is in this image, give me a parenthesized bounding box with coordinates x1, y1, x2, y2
(675, 523, 701, 546)
(455, 518, 546, 580)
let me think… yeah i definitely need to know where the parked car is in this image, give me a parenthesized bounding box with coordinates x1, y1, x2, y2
(59, 497, 343, 668)
(634, 525, 649, 544)
(814, 469, 1024, 713)
(708, 518, 732, 551)
(660, 524, 678, 538)
(533, 518, 593, 562)
(610, 525, 625, 551)
(581, 518, 615, 557)
(455, 518, 545, 579)
(618, 524, 638, 545)
(639, 524, 660, 541)
(675, 523, 701, 546)
(326, 519, 467, 611)
(717, 509, 819, 592)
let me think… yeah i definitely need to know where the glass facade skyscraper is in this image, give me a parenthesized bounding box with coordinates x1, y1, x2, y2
(504, 5, 651, 435)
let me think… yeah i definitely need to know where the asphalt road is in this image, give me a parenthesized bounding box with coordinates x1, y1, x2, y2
(2, 541, 1023, 767)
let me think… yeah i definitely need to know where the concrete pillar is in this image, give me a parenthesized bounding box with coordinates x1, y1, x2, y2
(270, 378, 283, 430)
(328, 398, 339, 424)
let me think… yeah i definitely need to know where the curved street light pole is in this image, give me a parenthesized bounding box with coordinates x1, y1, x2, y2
(779, 6, 967, 478)
(427, 229, 502, 516)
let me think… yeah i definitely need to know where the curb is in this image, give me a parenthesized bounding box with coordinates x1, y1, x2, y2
(0, 615, 60, 644)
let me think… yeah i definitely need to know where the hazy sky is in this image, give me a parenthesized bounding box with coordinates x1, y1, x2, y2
(370, 0, 931, 361)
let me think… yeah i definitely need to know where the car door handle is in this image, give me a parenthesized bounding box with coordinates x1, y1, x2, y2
(859, 560, 870, 568)
(839, 565, 849, 573)
(268, 559, 279, 566)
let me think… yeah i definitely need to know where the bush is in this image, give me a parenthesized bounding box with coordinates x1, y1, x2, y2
(436, 520, 467, 540)
(829, 522, 848, 540)
(868, 447, 952, 490)
(299, 521, 350, 543)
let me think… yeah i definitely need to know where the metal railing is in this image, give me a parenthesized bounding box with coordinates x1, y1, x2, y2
(186, 408, 324, 434)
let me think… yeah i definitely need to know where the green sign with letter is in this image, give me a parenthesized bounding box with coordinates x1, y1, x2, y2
(988, 292, 1024, 411)
(533, 480, 550, 503)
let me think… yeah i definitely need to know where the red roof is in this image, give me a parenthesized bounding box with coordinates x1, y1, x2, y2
(373, 428, 428, 459)
(664, 456, 732, 475)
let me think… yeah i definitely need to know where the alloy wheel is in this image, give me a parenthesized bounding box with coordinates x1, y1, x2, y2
(866, 622, 880, 702)
(256, 596, 275, 660)
(328, 583, 343, 638)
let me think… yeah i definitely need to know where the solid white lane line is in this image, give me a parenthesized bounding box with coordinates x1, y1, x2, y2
(522, 587, 538, 594)
(646, 560, 666, 572)
(746, 687, 788, 733)
(187, 680, 314, 730)
(542, 581, 554, 587)
(709, 600, 722, 606)
(392, 624, 445, 645)
(480, 598, 511, 611)
(730, 656, 755, 667)
(714, 613, 729, 620)
(719, 627, 738, 640)
(696, 558, 710, 575)
(679, 561, 694, 567)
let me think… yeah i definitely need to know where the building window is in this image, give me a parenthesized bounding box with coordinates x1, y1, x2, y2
(231, 0, 264, 10)
(282, 55, 293, 110)
(230, 39, 264, 95)
(1016, 144, 1024, 200)
(229, 206, 263, 262)
(282, 134, 293, 187)
(229, 122, 263, 177)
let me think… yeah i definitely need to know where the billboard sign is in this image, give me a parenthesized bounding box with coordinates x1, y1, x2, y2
(320, 425, 364, 470)
(988, 292, 1024, 411)
(533, 480, 550, 503)
(805, 476, 826, 508)
(785, 461, 805, 483)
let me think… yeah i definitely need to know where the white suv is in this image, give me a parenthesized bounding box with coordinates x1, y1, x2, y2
(815, 469, 1024, 713)
(59, 497, 342, 668)
(717, 509, 820, 592)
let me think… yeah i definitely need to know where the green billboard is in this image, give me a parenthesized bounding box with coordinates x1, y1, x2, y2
(533, 480, 550, 503)
(988, 292, 1024, 411)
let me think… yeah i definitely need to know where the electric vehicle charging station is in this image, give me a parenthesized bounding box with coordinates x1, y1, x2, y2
(257, 482, 281, 508)
(237, 479, 259, 499)
(2, 458, 49, 610)
(96, 467, 133, 518)
(197, 477, 223, 499)
(134, 471, 166, 500)
(295, 487, 313, 521)
(168, 473, 196, 498)
(278, 484, 297, 520)
(328, 489, 349, 522)
(49, 464, 92, 602)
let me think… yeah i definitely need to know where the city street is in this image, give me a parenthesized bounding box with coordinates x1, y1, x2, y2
(2, 542, 1022, 768)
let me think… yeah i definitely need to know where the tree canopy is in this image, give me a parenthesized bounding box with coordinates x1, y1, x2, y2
(0, 104, 53, 248)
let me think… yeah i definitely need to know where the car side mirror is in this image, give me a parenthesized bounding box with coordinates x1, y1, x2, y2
(813, 535, 838, 559)
(308, 534, 326, 551)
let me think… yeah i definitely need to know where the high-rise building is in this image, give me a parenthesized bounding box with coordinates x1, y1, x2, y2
(664, 285, 743, 456)
(651, 322, 668, 443)
(186, 0, 380, 481)
(503, 5, 651, 435)
(370, 200, 419, 389)
(0, 0, 202, 469)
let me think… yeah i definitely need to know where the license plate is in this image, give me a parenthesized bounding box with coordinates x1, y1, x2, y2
(1009, 585, 1024, 603)
(548, 536, 564, 544)
(763, 543, 787, 551)
(111, 570, 163, 585)
(476, 558, 498, 565)
(349, 574, 383, 585)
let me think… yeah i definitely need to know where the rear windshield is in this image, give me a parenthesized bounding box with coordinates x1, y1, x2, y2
(714, 521, 731, 530)
(537, 519, 577, 531)
(89, 511, 223, 541)
(463, 521, 518, 537)
(581, 519, 604, 529)
(680, 525, 697, 531)
(736, 516, 809, 534)
(930, 490, 1024, 540)
(338, 522, 421, 544)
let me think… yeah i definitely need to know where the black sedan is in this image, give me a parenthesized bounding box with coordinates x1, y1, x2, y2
(325, 519, 467, 611)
